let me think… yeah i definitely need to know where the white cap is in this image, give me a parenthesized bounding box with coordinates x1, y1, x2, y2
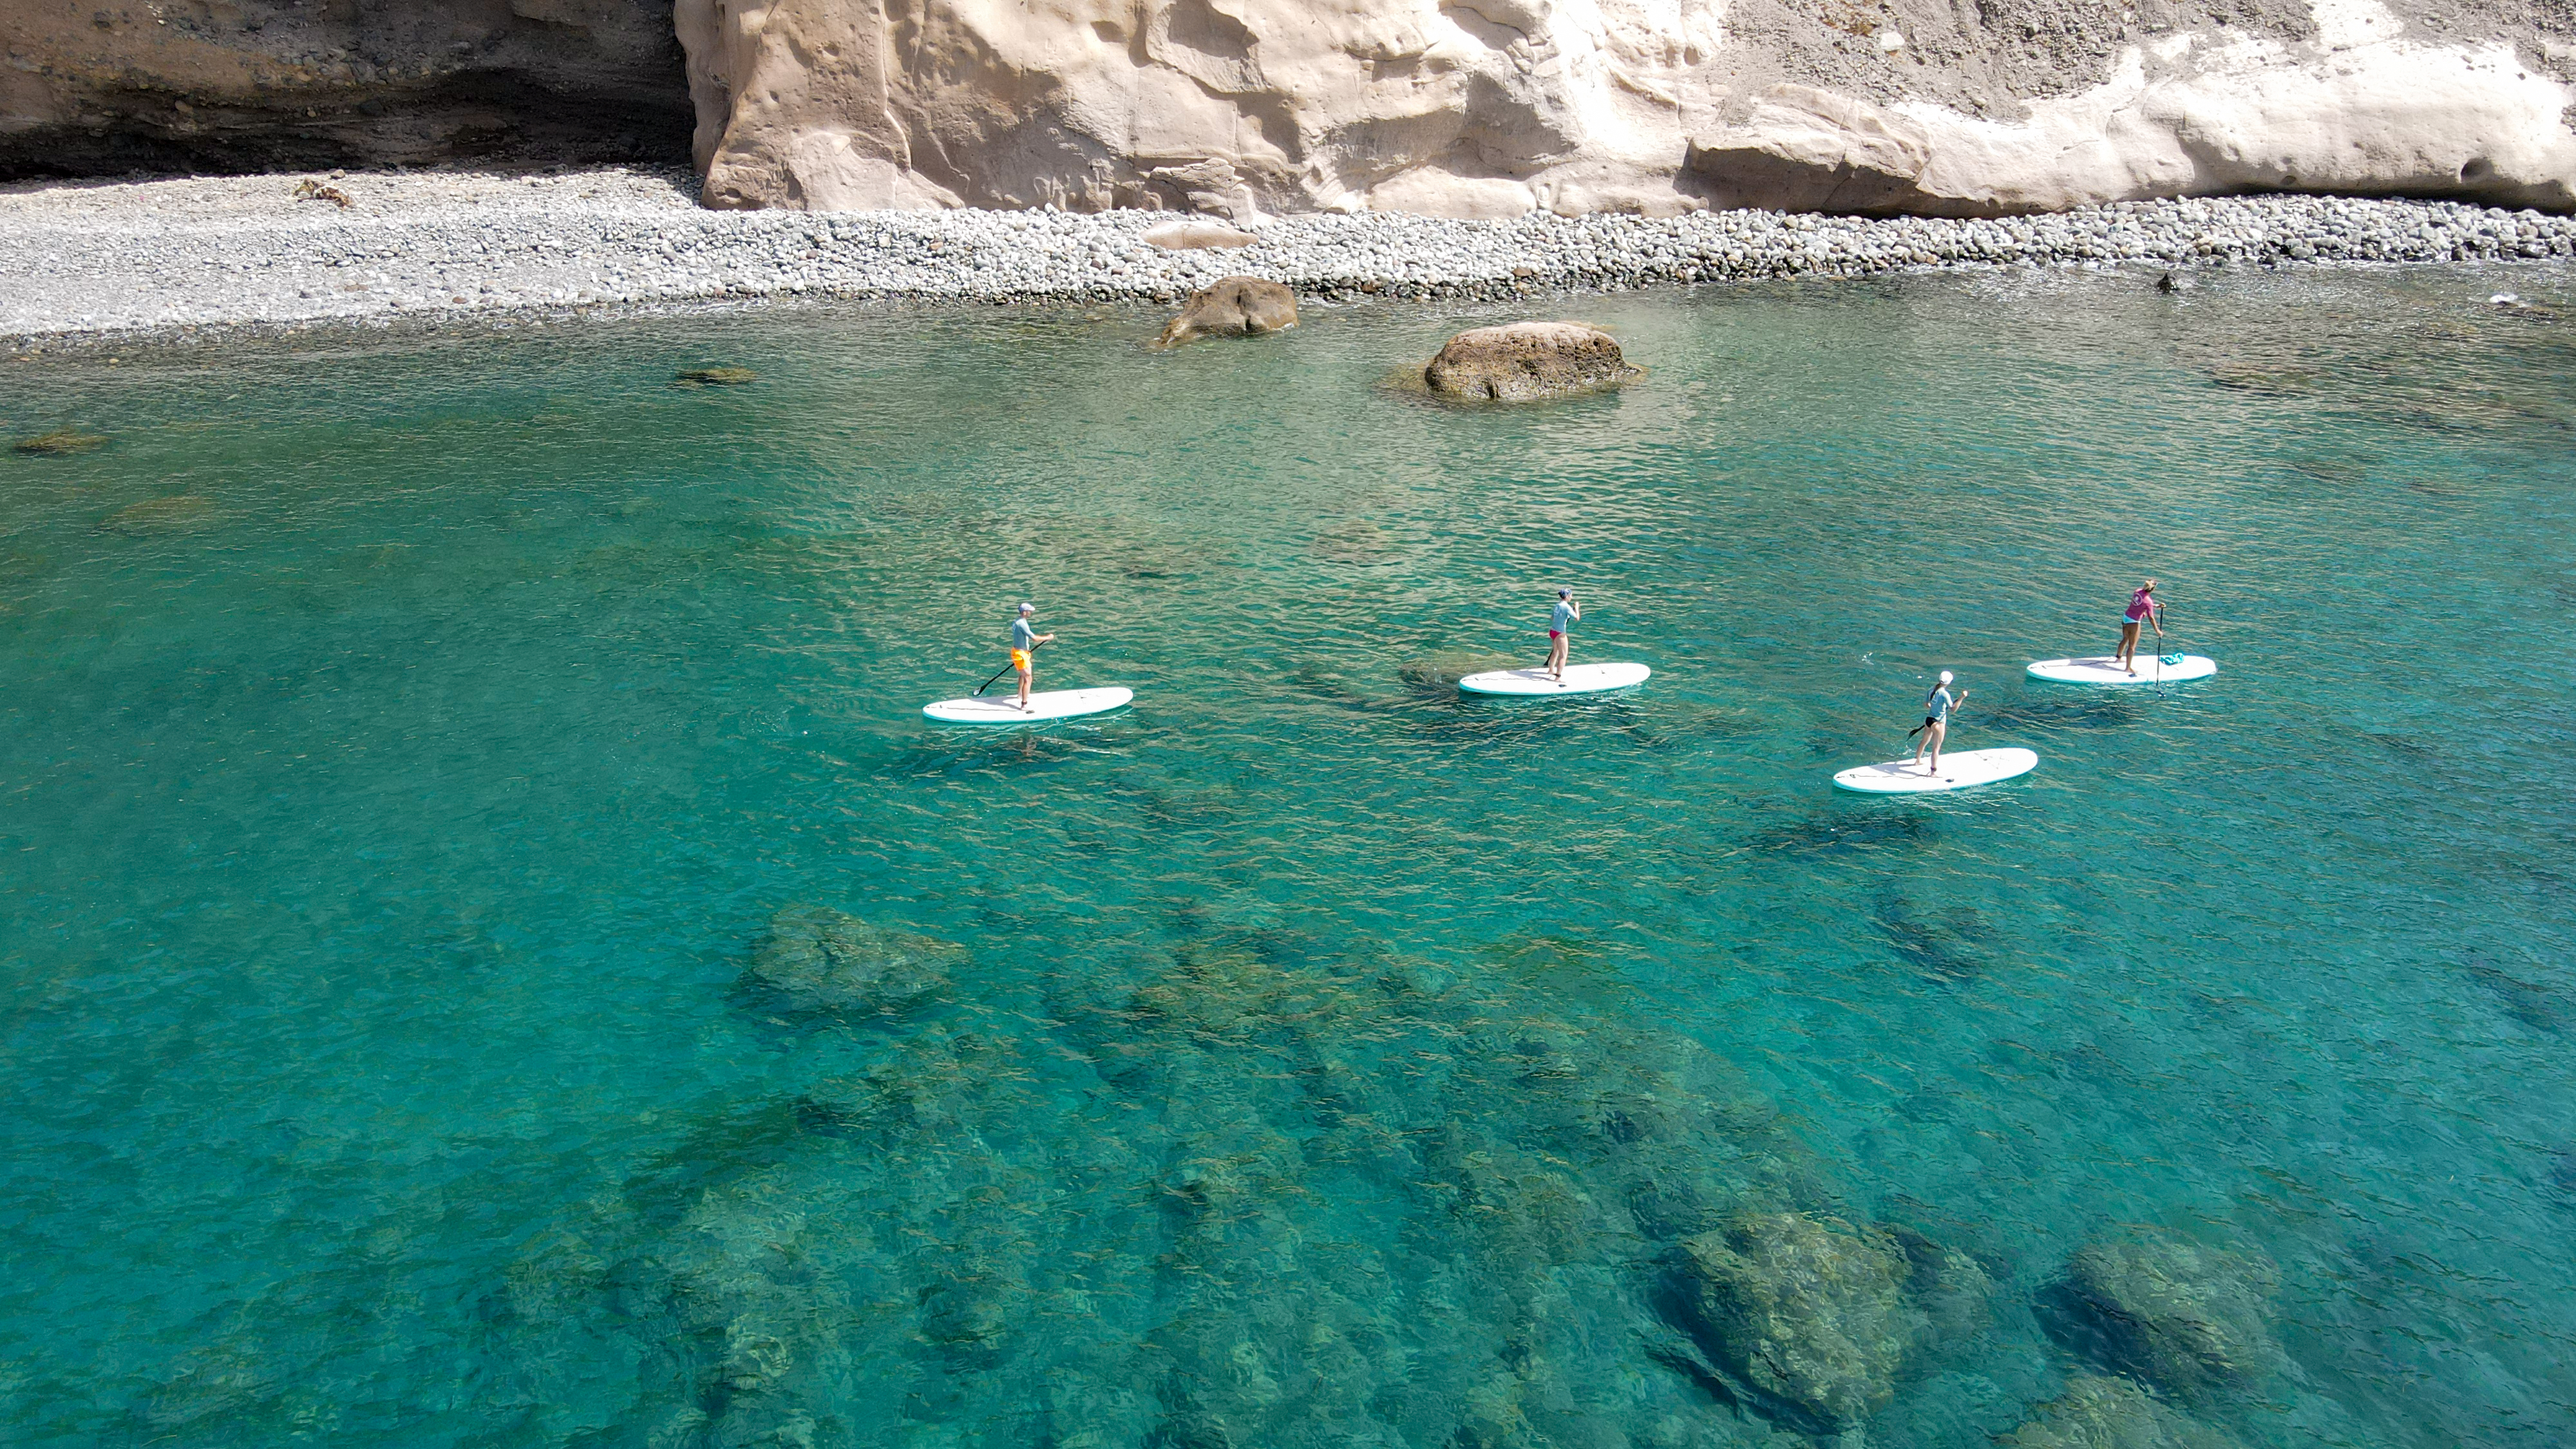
(1018, 601, 1035, 613)
(1938, 670, 1953, 685)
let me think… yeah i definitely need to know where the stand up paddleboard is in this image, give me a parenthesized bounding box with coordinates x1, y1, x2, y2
(1459, 661, 1651, 696)
(923, 687, 1133, 724)
(2027, 654, 2216, 685)
(1833, 747, 2038, 794)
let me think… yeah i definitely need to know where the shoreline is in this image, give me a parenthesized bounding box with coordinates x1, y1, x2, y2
(6, 165, 2576, 346)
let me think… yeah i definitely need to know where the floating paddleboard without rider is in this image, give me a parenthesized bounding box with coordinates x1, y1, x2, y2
(923, 687, 1133, 724)
(2026, 654, 2217, 685)
(1458, 661, 1651, 696)
(1833, 747, 2038, 794)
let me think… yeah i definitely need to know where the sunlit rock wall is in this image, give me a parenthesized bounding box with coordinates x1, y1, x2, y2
(676, 0, 2576, 214)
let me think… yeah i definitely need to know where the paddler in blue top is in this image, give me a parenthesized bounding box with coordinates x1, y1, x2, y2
(1009, 601, 1056, 712)
(1911, 670, 1967, 773)
(1546, 587, 1580, 681)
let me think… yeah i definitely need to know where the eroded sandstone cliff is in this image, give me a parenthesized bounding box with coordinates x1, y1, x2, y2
(0, 1, 689, 178)
(6, 0, 2574, 216)
(677, 0, 2576, 214)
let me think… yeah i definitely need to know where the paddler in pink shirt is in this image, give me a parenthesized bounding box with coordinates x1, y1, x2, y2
(2115, 579, 2164, 676)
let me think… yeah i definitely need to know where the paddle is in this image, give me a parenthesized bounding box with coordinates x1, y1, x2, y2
(2154, 603, 2173, 698)
(972, 636, 1050, 697)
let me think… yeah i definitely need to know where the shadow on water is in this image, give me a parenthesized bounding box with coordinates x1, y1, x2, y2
(1736, 808, 1935, 859)
(1982, 691, 2154, 732)
(882, 724, 1132, 777)
(2458, 953, 2570, 1034)
(1873, 893, 1996, 983)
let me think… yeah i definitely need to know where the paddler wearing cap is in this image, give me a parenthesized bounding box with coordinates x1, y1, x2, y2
(1546, 587, 1580, 681)
(1910, 670, 1967, 773)
(1009, 601, 1056, 712)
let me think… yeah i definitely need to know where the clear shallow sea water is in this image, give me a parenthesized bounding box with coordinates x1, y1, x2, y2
(3, 267, 2573, 1448)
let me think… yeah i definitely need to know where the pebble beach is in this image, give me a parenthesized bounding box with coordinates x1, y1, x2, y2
(6, 164, 2576, 344)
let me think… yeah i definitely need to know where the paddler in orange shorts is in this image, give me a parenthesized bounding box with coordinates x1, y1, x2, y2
(1009, 602, 1056, 712)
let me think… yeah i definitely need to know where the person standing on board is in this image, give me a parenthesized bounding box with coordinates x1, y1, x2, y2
(1913, 670, 1967, 773)
(1546, 588, 1580, 681)
(1010, 602, 1056, 712)
(2114, 579, 2164, 675)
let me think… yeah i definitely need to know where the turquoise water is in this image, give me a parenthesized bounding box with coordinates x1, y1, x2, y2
(4, 267, 2574, 1448)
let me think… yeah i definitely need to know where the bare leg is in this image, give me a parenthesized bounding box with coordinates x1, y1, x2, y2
(2117, 621, 2141, 672)
(1926, 720, 1946, 771)
(1018, 663, 1034, 710)
(1548, 634, 1569, 679)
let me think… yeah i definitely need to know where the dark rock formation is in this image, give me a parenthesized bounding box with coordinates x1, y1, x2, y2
(2001, 1374, 2251, 1449)
(14, 428, 106, 455)
(1667, 1212, 1926, 1431)
(1425, 323, 1641, 402)
(744, 904, 961, 1019)
(0, 1, 691, 180)
(1154, 276, 1296, 347)
(2040, 1228, 2285, 1396)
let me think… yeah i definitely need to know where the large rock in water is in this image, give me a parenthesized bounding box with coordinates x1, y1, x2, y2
(746, 905, 962, 1018)
(2000, 1375, 2250, 1449)
(2044, 1229, 2284, 1396)
(1425, 323, 1640, 402)
(1155, 277, 1296, 347)
(1668, 1213, 1923, 1432)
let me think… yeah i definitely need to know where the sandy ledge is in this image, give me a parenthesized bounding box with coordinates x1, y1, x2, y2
(8, 165, 2576, 345)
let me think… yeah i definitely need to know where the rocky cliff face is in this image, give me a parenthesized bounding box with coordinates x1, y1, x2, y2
(6, 1, 2572, 216)
(0, 1, 690, 178)
(677, 0, 2576, 214)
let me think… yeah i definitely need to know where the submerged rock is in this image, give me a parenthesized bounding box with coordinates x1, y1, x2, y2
(1155, 276, 1298, 346)
(14, 429, 106, 455)
(2044, 1228, 2284, 1396)
(1669, 1212, 1922, 1431)
(2001, 1374, 2249, 1449)
(746, 904, 961, 1018)
(1425, 323, 1640, 402)
(1398, 652, 1522, 694)
(1310, 518, 1396, 564)
(1892, 1225, 1996, 1343)
(99, 495, 214, 535)
(674, 365, 757, 385)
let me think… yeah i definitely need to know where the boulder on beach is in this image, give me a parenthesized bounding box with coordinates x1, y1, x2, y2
(674, 366, 757, 386)
(746, 904, 962, 1018)
(2042, 1227, 2284, 1396)
(1668, 1211, 1922, 1431)
(1142, 220, 1258, 251)
(2000, 1374, 2249, 1449)
(1424, 323, 1640, 402)
(1155, 276, 1297, 347)
(14, 429, 107, 456)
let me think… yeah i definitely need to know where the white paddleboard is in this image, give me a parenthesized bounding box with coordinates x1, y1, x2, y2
(923, 687, 1133, 724)
(2026, 654, 2217, 685)
(1833, 747, 2038, 794)
(1458, 661, 1651, 696)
